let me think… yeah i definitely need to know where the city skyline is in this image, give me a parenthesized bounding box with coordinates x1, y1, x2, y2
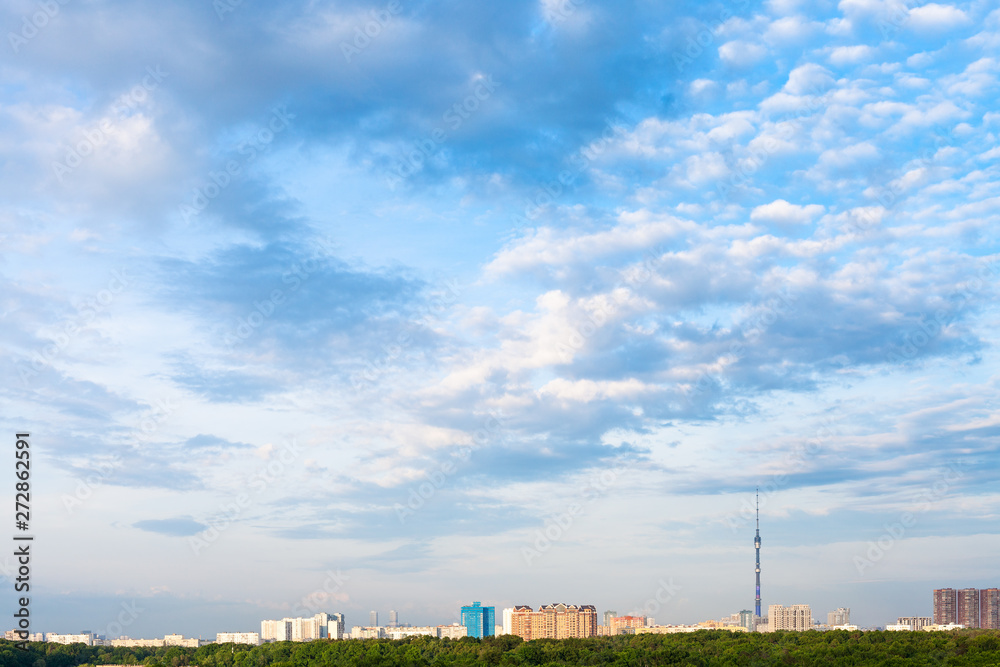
(3, 0, 999, 641)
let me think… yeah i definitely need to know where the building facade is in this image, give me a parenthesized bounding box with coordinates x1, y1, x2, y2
(827, 608, 850, 626)
(958, 588, 980, 628)
(897, 617, 933, 631)
(981, 589, 1000, 630)
(350, 626, 383, 639)
(46, 633, 94, 646)
(510, 604, 597, 640)
(502, 608, 514, 635)
(610, 616, 646, 635)
(767, 605, 811, 632)
(934, 588, 957, 625)
(260, 613, 336, 642)
(216, 632, 261, 645)
(461, 601, 496, 638)
(437, 624, 468, 639)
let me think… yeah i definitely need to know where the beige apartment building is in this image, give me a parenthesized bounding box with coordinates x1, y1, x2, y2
(767, 604, 812, 632)
(510, 603, 597, 639)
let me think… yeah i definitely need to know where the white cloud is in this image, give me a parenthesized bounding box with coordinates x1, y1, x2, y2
(908, 3, 971, 32)
(764, 15, 823, 45)
(783, 63, 836, 95)
(538, 377, 652, 403)
(718, 41, 768, 67)
(750, 199, 826, 225)
(828, 44, 875, 66)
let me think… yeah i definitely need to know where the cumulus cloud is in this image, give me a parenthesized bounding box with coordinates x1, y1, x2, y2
(908, 3, 971, 32)
(751, 200, 826, 225)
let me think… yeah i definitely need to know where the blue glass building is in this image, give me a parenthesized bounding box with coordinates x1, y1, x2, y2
(461, 601, 495, 638)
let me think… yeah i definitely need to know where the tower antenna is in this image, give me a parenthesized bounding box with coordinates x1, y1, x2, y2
(754, 486, 762, 622)
(753, 487, 760, 626)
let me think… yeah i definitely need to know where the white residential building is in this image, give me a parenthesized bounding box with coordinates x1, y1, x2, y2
(386, 627, 436, 640)
(261, 619, 292, 642)
(46, 633, 94, 646)
(216, 632, 261, 645)
(437, 624, 467, 639)
(502, 608, 514, 635)
(164, 634, 202, 647)
(350, 626, 383, 639)
(260, 613, 338, 642)
(329, 613, 345, 640)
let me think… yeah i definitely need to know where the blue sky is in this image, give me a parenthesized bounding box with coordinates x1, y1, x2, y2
(2, 0, 999, 638)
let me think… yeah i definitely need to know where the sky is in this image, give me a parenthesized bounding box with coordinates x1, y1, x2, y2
(1, 0, 999, 639)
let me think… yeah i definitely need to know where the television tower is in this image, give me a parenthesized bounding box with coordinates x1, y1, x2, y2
(754, 487, 762, 619)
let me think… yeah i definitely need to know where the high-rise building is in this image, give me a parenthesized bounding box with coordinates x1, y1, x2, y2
(510, 604, 597, 640)
(767, 605, 811, 632)
(980, 589, 1000, 630)
(934, 589, 957, 625)
(502, 608, 514, 635)
(827, 608, 850, 626)
(738, 610, 755, 632)
(329, 613, 345, 640)
(461, 601, 496, 638)
(958, 588, 980, 628)
(261, 619, 291, 641)
(603, 610, 617, 627)
(388, 610, 398, 628)
(370, 611, 378, 627)
(261, 614, 340, 642)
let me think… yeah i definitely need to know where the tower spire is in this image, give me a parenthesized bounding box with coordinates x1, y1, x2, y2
(754, 487, 762, 622)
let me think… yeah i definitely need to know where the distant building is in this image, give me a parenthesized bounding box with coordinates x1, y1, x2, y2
(922, 623, 965, 631)
(635, 625, 745, 634)
(437, 624, 467, 640)
(897, 617, 933, 631)
(216, 632, 260, 645)
(958, 588, 980, 628)
(164, 634, 202, 648)
(981, 589, 1000, 630)
(885, 624, 910, 631)
(350, 627, 383, 639)
(461, 601, 496, 638)
(388, 610, 398, 628)
(46, 633, 94, 646)
(261, 619, 291, 642)
(329, 613, 346, 640)
(738, 610, 755, 632)
(386, 627, 435, 640)
(603, 610, 617, 627)
(370, 611, 378, 627)
(934, 589, 957, 625)
(261, 614, 335, 642)
(610, 616, 646, 635)
(767, 605, 811, 632)
(3, 630, 43, 642)
(502, 608, 514, 635)
(827, 608, 850, 626)
(510, 604, 597, 640)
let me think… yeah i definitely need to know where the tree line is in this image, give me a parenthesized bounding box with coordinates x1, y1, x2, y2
(3, 629, 1000, 667)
